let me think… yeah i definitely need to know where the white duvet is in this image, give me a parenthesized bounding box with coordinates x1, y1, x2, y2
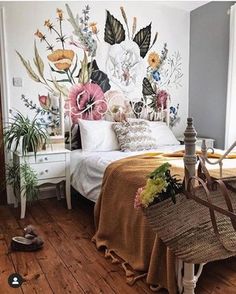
(70, 145, 184, 202)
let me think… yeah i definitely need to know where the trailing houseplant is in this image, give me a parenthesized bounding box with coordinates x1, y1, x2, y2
(5, 162, 39, 203)
(4, 110, 48, 157)
(3, 110, 48, 203)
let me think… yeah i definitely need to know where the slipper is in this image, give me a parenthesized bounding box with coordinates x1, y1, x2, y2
(24, 225, 38, 240)
(11, 236, 44, 252)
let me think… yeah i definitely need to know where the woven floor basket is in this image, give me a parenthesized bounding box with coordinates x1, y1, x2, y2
(144, 179, 236, 264)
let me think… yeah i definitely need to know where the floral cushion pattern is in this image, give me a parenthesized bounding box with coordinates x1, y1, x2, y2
(113, 121, 157, 152)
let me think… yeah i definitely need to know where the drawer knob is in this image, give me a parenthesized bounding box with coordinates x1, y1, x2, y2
(45, 169, 48, 173)
(44, 157, 48, 161)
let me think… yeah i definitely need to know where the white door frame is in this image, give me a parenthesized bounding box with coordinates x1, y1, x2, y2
(0, 6, 13, 204)
(0, 7, 10, 122)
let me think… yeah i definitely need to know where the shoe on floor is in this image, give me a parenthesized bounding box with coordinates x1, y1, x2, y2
(11, 236, 44, 252)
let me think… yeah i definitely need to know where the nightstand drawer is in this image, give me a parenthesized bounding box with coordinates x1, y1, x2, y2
(30, 162, 66, 180)
(25, 153, 66, 164)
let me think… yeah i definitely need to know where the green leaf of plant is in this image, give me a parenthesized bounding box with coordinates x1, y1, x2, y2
(33, 41, 44, 78)
(104, 10, 125, 45)
(133, 23, 152, 58)
(142, 77, 155, 96)
(148, 162, 171, 179)
(3, 110, 48, 158)
(16, 51, 41, 82)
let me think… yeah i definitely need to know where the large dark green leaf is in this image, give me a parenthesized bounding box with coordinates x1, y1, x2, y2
(133, 23, 152, 58)
(142, 77, 155, 96)
(90, 60, 111, 93)
(104, 10, 125, 45)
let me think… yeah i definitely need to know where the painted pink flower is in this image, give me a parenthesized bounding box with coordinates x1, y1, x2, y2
(69, 83, 107, 124)
(156, 90, 168, 110)
(38, 94, 51, 110)
(134, 187, 144, 209)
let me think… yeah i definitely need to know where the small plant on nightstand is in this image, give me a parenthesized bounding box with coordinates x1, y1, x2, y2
(4, 110, 48, 157)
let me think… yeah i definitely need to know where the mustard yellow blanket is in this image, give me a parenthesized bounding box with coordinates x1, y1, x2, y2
(93, 153, 185, 293)
(92, 151, 236, 292)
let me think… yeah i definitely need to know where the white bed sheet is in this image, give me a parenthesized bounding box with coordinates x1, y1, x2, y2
(70, 145, 184, 202)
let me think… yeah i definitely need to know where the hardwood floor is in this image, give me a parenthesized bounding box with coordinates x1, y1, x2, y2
(0, 195, 236, 294)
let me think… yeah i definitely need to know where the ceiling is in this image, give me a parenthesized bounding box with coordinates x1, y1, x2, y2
(157, 1, 210, 12)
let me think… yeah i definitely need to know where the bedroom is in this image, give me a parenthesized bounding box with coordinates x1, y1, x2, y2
(0, 0, 236, 293)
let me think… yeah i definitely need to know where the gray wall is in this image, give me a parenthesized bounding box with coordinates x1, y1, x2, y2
(189, 1, 234, 148)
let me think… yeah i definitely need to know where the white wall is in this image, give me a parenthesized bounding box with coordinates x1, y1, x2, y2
(1, 1, 190, 137)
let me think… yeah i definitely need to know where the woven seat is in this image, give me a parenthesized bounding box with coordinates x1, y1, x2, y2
(144, 183, 236, 264)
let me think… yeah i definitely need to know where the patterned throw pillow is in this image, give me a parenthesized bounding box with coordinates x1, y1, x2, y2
(113, 121, 157, 152)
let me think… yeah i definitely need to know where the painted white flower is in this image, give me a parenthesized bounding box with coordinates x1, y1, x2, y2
(105, 40, 146, 100)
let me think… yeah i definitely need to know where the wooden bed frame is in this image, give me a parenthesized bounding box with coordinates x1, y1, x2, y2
(180, 117, 236, 294)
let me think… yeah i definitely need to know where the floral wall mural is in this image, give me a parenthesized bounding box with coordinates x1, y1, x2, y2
(5, 1, 189, 139)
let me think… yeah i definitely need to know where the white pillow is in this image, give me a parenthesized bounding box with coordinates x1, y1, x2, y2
(78, 120, 119, 151)
(147, 121, 180, 146)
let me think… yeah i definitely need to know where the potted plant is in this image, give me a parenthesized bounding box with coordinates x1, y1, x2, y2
(4, 110, 48, 157)
(3, 110, 48, 203)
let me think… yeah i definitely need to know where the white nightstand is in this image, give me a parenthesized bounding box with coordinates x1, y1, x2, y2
(13, 149, 71, 219)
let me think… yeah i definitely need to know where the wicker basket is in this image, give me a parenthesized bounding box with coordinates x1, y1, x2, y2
(144, 163, 236, 264)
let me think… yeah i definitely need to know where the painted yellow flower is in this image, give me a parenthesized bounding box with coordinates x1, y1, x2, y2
(57, 8, 63, 20)
(148, 52, 160, 69)
(89, 22, 98, 34)
(47, 49, 75, 70)
(34, 29, 45, 40)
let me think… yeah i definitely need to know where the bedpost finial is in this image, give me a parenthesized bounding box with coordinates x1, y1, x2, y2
(184, 117, 197, 182)
(187, 117, 193, 125)
(184, 117, 197, 142)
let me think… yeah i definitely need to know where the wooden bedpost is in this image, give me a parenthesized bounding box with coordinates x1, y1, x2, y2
(184, 117, 197, 188)
(181, 117, 198, 294)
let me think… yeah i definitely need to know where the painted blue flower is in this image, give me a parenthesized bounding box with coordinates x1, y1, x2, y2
(152, 70, 161, 81)
(170, 106, 177, 115)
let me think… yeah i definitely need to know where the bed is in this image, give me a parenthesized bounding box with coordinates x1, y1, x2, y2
(69, 117, 236, 294)
(70, 145, 184, 203)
